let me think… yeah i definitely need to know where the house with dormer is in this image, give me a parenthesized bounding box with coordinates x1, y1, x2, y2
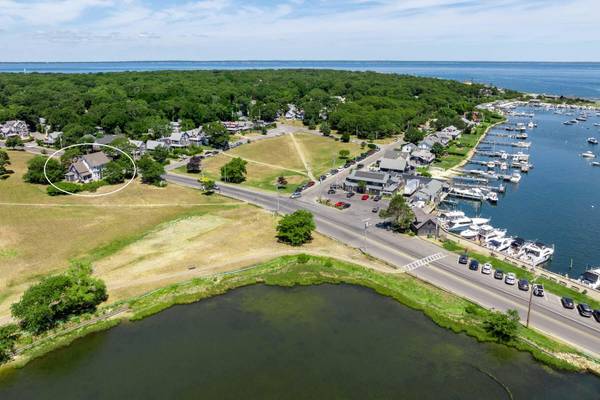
(65, 152, 111, 183)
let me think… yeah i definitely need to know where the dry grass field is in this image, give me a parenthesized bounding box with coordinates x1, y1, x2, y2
(0, 150, 387, 322)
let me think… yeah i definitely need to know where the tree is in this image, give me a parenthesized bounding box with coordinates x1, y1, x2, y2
(151, 145, 170, 164)
(404, 127, 426, 144)
(338, 149, 350, 159)
(0, 324, 20, 364)
(186, 155, 202, 173)
(341, 132, 350, 143)
(220, 157, 247, 183)
(198, 177, 216, 194)
(137, 155, 165, 185)
(379, 194, 415, 232)
(103, 158, 134, 184)
(205, 121, 230, 150)
(320, 121, 331, 136)
(483, 309, 520, 342)
(276, 210, 316, 246)
(0, 150, 10, 178)
(357, 180, 367, 193)
(5, 136, 23, 148)
(60, 147, 83, 168)
(11, 263, 108, 334)
(277, 176, 288, 188)
(431, 142, 445, 159)
(24, 156, 65, 184)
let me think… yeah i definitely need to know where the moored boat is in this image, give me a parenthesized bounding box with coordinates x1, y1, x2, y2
(587, 137, 598, 145)
(581, 151, 596, 158)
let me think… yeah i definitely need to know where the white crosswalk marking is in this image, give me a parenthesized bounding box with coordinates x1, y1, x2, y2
(400, 253, 447, 273)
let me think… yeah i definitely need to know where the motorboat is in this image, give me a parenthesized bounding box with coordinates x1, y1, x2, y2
(518, 242, 554, 266)
(499, 162, 508, 170)
(459, 229, 479, 240)
(486, 161, 496, 169)
(470, 217, 491, 226)
(486, 237, 514, 252)
(578, 267, 600, 290)
(446, 217, 473, 232)
(592, 161, 600, 167)
(588, 137, 598, 145)
(581, 151, 596, 158)
(438, 211, 466, 222)
(515, 141, 531, 148)
(510, 172, 522, 183)
(486, 191, 498, 203)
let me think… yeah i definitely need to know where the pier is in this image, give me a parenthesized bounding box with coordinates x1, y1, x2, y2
(480, 140, 531, 148)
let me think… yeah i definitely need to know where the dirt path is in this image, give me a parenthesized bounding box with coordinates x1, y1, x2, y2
(0, 202, 244, 208)
(220, 152, 308, 176)
(288, 133, 315, 180)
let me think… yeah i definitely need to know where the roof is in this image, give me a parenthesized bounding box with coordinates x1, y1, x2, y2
(412, 207, 437, 229)
(168, 131, 189, 141)
(416, 180, 443, 198)
(383, 149, 404, 160)
(412, 149, 435, 161)
(146, 140, 165, 150)
(72, 160, 91, 175)
(82, 152, 111, 168)
(129, 139, 144, 148)
(348, 170, 389, 184)
(379, 157, 407, 172)
(95, 134, 125, 145)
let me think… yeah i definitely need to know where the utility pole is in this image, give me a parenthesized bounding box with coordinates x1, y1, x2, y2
(526, 278, 535, 328)
(362, 218, 370, 252)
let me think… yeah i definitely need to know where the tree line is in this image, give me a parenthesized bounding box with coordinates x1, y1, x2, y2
(0, 70, 518, 144)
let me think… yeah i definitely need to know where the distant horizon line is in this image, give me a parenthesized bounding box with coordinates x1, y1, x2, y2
(1, 60, 600, 64)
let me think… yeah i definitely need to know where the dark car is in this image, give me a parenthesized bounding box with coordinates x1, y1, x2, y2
(306, 181, 316, 187)
(327, 189, 336, 195)
(593, 310, 600, 323)
(357, 163, 364, 169)
(494, 269, 504, 280)
(561, 297, 575, 309)
(342, 203, 351, 209)
(346, 192, 355, 198)
(458, 254, 468, 265)
(373, 195, 381, 202)
(469, 259, 479, 271)
(577, 303, 593, 318)
(517, 279, 529, 291)
(319, 175, 327, 181)
(372, 207, 379, 213)
(330, 169, 339, 174)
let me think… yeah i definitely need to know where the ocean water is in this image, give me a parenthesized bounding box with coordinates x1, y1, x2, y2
(0, 61, 599, 99)
(451, 107, 600, 275)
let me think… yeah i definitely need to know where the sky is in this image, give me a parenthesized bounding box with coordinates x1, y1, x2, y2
(0, 0, 598, 62)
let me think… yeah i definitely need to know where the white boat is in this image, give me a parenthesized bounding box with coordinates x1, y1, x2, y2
(518, 242, 554, 266)
(581, 151, 596, 158)
(500, 151, 508, 160)
(460, 229, 479, 239)
(510, 172, 522, 183)
(527, 121, 534, 129)
(486, 161, 496, 168)
(594, 123, 600, 127)
(470, 217, 490, 226)
(447, 217, 473, 232)
(515, 141, 531, 148)
(587, 137, 598, 145)
(578, 267, 600, 290)
(592, 161, 600, 167)
(499, 162, 508, 170)
(486, 191, 498, 203)
(486, 237, 514, 252)
(438, 211, 465, 222)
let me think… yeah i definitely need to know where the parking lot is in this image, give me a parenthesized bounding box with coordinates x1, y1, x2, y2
(315, 188, 390, 223)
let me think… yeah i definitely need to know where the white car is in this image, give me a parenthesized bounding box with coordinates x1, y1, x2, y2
(481, 263, 492, 275)
(504, 272, 516, 285)
(290, 192, 301, 199)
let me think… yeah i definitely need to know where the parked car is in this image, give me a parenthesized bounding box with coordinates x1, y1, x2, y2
(532, 284, 545, 297)
(481, 263, 492, 275)
(577, 303, 593, 318)
(327, 189, 336, 195)
(518, 279, 529, 291)
(357, 163, 364, 169)
(361, 194, 369, 201)
(290, 192, 301, 199)
(334, 201, 345, 208)
(458, 254, 468, 265)
(373, 195, 381, 202)
(330, 169, 339, 174)
(494, 270, 504, 280)
(342, 203, 351, 209)
(561, 297, 575, 309)
(306, 181, 316, 187)
(469, 259, 479, 271)
(346, 192, 355, 198)
(372, 207, 379, 213)
(593, 310, 600, 323)
(504, 273, 516, 285)
(319, 175, 327, 181)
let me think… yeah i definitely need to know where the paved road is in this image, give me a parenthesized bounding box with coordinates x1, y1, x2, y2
(166, 172, 600, 358)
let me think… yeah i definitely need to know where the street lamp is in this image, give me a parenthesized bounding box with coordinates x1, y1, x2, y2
(362, 218, 370, 252)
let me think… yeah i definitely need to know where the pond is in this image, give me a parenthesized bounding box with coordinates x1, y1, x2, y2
(0, 284, 598, 399)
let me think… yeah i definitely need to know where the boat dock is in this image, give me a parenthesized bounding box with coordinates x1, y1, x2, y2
(487, 132, 528, 139)
(452, 182, 506, 193)
(474, 150, 530, 160)
(480, 140, 531, 148)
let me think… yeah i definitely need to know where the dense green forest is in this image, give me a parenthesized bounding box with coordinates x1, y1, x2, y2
(0, 70, 517, 143)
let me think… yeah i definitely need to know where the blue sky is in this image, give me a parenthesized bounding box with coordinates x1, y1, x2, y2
(0, 0, 598, 61)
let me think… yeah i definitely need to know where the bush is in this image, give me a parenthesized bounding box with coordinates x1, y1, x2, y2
(276, 210, 316, 246)
(0, 324, 20, 364)
(483, 309, 520, 342)
(297, 254, 310, 264)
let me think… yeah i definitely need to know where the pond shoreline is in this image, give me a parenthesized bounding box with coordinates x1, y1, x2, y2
(1, 255, 598, 377)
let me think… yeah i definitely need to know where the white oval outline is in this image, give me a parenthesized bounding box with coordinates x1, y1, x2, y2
(44, 142, 138, 198)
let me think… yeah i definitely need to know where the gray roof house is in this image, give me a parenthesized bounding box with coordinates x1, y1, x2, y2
(379, 157, 408, 173)
(44, 131, 63, 146)
(65, 152, 111, 183)
(401, 143, 417, 154)
(146, 140, 167, 151)
(413, 179, 444, 203)
(344, 170, 399, 195)
(161, 131, 190, 148)
(0, 120, 29, 139)
(411, 149, 435, 165)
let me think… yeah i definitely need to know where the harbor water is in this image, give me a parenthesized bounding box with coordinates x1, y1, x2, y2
(448, 107, 600, 276)
(1, 284, 598, 399)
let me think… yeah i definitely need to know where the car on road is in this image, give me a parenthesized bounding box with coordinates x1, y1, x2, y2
(532, 284, 545, 297)
(357, 163, 364, 169)
(494, 269, 504, 280)
(346, 192, 355, 198)
(593, 310, 600, 323)
(372, 207, 379, 213)
(561, 297, 575, 309)
(504, 273, 516, 285)
(319, 175, 327, 181)
(327, 189, 336, 194)
(334, 201, 345, 208)
(469, 259, 479, 271)
(290, 192, 301, 199)
(518, 279, 529, 291)
(481, 263, 492, 274)
(577, 303, 593, 318)
(458, 254, 468, 264)
(342, 203, 351, 209)
(373, 195, 381, 202)
(306, 181, 316, 187)
(330, 169, 339, 174)
(361, 194, 369, 201)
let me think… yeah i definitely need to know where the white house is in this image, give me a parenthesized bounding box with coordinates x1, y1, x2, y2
(161, 131, 190, 148)
(401, 143, 417, 154)
(0, 120, 29, 139)
(44, 131, 63, 146)
(411, 149, 435, 165)
(128, 139, 146, 157)
(65, 152, 111, 183)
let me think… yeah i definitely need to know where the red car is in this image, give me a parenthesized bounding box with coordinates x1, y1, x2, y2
(334, 201, 345, 208)
(361, 194, 369, 200)
(306, 181, 316, 187)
